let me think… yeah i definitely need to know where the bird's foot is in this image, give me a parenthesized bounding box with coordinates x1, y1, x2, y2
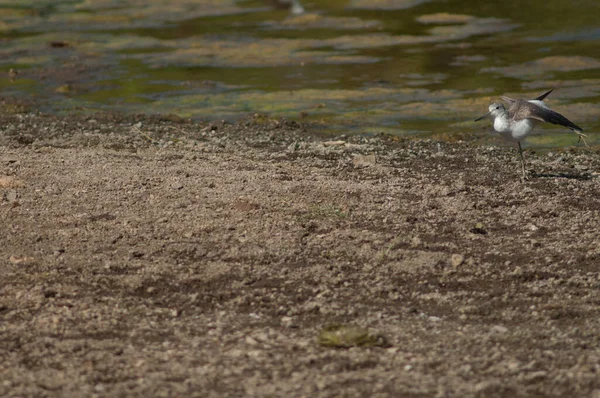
(575, 131, 589, 148)
(520, 168, 530, 183)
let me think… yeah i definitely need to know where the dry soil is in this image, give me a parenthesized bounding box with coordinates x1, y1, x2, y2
(2, 109, 600, 397)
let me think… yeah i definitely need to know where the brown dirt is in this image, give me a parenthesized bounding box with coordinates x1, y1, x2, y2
(1, 107, 600, 397)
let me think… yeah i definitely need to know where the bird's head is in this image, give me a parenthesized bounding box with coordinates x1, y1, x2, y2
(475, 102, 506, 121)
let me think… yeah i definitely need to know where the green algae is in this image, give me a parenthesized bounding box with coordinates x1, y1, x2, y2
(318, 324, 389, 348)
(482, 56, 600, 79)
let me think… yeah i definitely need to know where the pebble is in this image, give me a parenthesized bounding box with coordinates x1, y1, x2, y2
(474, 380, 503, 393)
(9, 255, 34, 265)
(281, 316, 295, 328)
(322, 140, 345, 147)
(0, 176, 24, 188)
(255, 332, 270, 342)
(5, 190, 18, 202)
(451, 253, 465, 267)
(525, 223, 539, 231)
(491, 325, 508, 334)
(522, 370, 548, 383)
(171, 181, 184, 190)
(352, 154, 376, 168)
(410, 236, 422, 248)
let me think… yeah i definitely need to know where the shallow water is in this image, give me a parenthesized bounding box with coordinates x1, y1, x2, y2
(1, 0, 600, 147)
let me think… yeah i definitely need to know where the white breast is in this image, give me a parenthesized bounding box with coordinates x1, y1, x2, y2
(492, 115, 536, 142)
(493, 116, 512, 134)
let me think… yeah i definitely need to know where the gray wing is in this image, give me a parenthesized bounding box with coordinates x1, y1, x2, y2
(501, 89, 552, 104)
(501, 95, 516, 104)
(510, 100, 583, 132)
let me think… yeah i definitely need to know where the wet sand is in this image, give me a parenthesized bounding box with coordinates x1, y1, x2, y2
(2, 108, 600, 397)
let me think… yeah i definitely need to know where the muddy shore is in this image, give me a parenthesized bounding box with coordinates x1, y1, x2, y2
(2, 107, 600, 397)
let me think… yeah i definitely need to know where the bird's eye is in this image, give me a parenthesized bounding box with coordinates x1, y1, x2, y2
(495, 106, 499, 109)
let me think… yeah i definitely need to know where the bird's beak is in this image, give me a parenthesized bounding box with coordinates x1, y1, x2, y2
(474, 111, 490, 122)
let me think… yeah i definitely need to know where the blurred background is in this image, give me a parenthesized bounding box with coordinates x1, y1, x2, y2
(1, 0, 600, 147)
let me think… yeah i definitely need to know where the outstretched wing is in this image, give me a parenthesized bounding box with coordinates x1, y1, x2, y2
(534, 89, 553, 101)
(543, 108, 583, 132)
(501, 95, 516, 104)
(510, 100, 583, 132)
(501, 89, 553, 105)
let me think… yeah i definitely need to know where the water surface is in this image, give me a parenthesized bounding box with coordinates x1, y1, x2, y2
(2, 0, 600, 147)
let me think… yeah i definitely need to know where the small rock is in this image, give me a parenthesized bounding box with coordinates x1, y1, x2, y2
(410, 236, 422, 247)
(303, 301, 320, 313)
(233, 200, 260, 211)
(525, 223, 539, 231)
(0, 176, 24, 188)
(352, 154, 376, 168)
(522, 371, 547, 383)
(322, 140, 345, 147)
(9, 255, 35, 265)
(451, 253, 465, 267)
(474, 380, 503, 394)
(281, 316, 295, 328)
(255, 332, 270, 342)
(245, 336, 259, 346)
(171, 181, 184, 190)
(491, 325, 508, 334)
(5, 190, 18, 202)
(470, 222, 487, 235)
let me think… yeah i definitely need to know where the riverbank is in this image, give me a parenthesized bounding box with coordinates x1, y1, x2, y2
(2, 108, 600, 397)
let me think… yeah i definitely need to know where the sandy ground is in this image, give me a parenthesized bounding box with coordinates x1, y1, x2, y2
(2, 109, 600, 397)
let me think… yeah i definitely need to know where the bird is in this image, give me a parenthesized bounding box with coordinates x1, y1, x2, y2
(474, 90, 587, 180)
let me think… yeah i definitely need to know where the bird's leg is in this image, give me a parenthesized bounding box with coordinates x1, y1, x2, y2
(575, 131, 589, 148)
(518, 141, 527, 182)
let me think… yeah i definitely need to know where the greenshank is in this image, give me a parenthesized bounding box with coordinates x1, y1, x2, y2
(475, 90, 587, 180)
